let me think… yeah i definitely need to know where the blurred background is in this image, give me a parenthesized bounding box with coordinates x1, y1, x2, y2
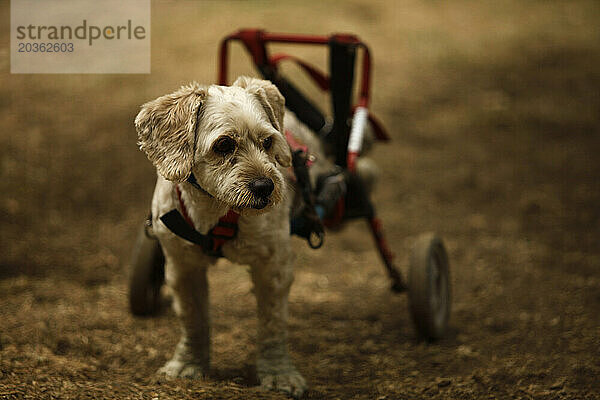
(1, 1, 599, 398)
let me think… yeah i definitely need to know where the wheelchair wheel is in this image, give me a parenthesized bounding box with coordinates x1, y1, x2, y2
(408, 233, 450, 340)
(128, 224, 165, 316)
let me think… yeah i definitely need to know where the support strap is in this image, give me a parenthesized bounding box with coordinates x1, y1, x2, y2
(159, 185, 239, 257)
(271, 53, 390, 143)
(270, 54, 330, 91)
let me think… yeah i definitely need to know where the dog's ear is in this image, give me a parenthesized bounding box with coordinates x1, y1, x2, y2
(135, 83, 207, 182)
(233, 76, 285, 131)
(233, 76, 291, 167)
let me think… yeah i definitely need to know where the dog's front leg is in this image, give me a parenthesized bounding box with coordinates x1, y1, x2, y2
(250, 244, 307, 397)
(158, 246, 211, 379)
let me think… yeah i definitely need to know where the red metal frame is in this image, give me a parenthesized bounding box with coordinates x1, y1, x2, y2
(218, 29, 372, 107)
(216, 29, 406, 291)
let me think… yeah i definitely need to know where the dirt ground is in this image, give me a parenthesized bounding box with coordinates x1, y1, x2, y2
(1, 1, 599, 399)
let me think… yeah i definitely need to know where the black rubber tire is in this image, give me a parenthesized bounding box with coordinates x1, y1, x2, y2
(408, 233, 451, 340)
(128, 226, 165, 316)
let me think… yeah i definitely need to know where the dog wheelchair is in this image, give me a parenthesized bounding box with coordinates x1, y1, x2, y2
(129, 29, 451, 340)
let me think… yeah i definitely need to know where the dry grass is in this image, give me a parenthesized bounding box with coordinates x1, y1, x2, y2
(1, 1, 599, 399)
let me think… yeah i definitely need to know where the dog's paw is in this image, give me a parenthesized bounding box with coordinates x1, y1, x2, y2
(258, 368, 307, 398)
(157, 359, 206, 379)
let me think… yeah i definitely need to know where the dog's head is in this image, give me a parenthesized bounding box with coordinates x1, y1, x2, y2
(135, 77, 291, 211)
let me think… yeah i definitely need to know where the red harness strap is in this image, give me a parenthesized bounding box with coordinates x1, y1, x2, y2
(270, 53, 330, 91)
(285, 130, 314, 167)
(209, 210, 240, 252)
(175, 185, 240, 253)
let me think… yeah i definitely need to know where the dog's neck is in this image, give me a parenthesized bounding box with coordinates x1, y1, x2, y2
(176, 181, 231, 234)
(186, 173, 212, 198)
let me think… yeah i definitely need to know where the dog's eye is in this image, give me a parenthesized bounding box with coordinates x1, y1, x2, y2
(213, 137, 236, 155)
(263, 136, 273, 151)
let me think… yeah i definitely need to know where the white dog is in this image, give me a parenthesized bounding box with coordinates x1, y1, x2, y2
(134, 77, 324, 397)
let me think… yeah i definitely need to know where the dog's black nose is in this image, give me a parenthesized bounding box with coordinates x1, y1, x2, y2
(249, 178, 274, 198)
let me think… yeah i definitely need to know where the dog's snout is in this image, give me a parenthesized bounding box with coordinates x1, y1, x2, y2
(249, 177, 274, 198)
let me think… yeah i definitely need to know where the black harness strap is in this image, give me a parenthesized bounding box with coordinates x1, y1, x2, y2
(159, 210, 217, 251)
(159, 180, 240, 257)
(186, 173, 212, 197)
(290, 150, 325, 248)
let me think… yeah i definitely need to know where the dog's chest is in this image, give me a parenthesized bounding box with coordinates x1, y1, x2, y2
(178, 189, 229, 234)
(224, 217, 278, 264)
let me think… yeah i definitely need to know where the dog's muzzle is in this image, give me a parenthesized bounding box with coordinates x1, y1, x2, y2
(249, 177, 274, 209)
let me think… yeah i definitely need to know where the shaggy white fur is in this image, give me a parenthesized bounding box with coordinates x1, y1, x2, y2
(135, 77, 323, 397)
